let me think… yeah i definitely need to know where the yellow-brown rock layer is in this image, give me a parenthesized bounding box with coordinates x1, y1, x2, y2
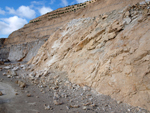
(28, 2, 150, 110)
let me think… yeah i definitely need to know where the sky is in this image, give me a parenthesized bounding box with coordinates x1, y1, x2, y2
(0, 0, 88, 38)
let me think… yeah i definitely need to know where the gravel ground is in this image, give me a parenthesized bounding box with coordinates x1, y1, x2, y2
(0, 62, 149, 113)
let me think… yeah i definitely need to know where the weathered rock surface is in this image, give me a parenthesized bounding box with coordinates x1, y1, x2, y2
(0, 38, 10, 61)
(0, 0, 150, 112)
(28, 2, 150, 111)
(8, 40, 46, 61)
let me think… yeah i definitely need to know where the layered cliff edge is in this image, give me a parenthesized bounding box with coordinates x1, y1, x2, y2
(1, 0, 150, 111)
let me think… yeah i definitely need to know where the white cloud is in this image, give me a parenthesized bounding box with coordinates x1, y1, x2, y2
(31, 1, 45, 5)
(17, 6, 36, 19)
(6, 6, 36, 19)
(39, 6, 53, 15)
(31, 1, 41, 5)
(0, 8, 5, 15)
(30, 1, 45, 8)
(76, 0, 88, 3)
(6, 7, 16, 14)
(61, 0, 68, 6)
(50, 0, 55, 4)
(0, 16, 27, 35)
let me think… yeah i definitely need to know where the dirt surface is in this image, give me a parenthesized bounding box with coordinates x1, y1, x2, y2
(0, 62, 149, 113)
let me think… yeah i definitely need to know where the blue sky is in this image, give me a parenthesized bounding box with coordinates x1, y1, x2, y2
(0, 0, 88, 38)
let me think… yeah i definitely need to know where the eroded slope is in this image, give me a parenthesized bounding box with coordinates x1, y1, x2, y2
(28, 2, 150, 110)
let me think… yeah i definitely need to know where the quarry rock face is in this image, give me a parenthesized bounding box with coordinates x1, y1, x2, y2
(8, 40, 46, 61)
(28, 2, 150, 110)
(0, 0, 150, 111)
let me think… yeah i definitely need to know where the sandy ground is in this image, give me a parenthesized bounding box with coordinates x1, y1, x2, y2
(0, 62, 150, 113)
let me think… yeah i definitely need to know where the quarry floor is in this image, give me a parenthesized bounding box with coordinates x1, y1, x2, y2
(0, 62, 149, 113)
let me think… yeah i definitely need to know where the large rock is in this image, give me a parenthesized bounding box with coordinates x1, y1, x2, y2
(28, 2, 150, 111)
(8, 40, 45, 62)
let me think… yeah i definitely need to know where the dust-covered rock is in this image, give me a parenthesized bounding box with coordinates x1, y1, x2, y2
(16, 80, 26, 88)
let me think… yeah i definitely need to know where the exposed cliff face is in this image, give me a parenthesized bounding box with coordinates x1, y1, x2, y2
(8, 40, 46, 61)
(0, 38, 9, 60)
(28, 2, 150, 110)
(0, 0, 150, 111)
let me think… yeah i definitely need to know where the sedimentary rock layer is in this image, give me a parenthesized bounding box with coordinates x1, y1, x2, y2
(28, 2, 150, 110)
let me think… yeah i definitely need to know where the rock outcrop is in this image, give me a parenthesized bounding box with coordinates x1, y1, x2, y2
(28, 1, 150, 111)
(0, 0, 150, 111)
(8, 40, 46, 62)
(0, 38, 9, 60)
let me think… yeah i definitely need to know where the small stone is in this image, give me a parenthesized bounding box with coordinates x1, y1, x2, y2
(25, 90, 29, 93)
(83, 102, 91, 106)
(0, 91, 3, 96)
(40, 89, 43, 92)
(7, 75, 11, 78)
(53, 100, 63, 105)
(16, 80, 26, 88)
(82, 106, 87, 110)
(31, 69, 34, 71)
(125, 11, 130, 17)
(54, 75, 59, 79)
(15, 93, 18, 95)
(70, 99, 73, 102)
(44, 104, 51, 110)
(3, 72, 7, 76)
(117, 101, 122, 104)
(83, 86, 91, 91)
(90, 104, 97, 107)
(70, 105, 80, 108)
(12, 67, 19, 71)
(42, 91, 45, 94)
(102, 15, 108, 19)
(52, 86, 59, 90)
(66, 106, 70, 110)
(8, 70, 17, 76)
(61, 93, 68, 98)
(27, 94, 31, 97)
(54, 92, 60, 98)
(123, 18, 131, 24)
(4, 66, 11, 69)
(43, 70, 49, 76)
(36, 96, 39, 98)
